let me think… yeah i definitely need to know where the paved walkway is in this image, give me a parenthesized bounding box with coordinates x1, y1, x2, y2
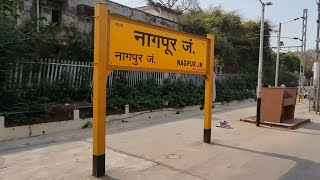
(1, 100, 320, 180)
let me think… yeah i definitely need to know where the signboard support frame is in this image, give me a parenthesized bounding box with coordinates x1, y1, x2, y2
(92, 2, 214, 177)
(203, 34, 215, 143)
(92, 2, 108, 177)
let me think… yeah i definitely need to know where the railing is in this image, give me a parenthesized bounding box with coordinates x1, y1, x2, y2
(6, 59, 93, 89)
(5, 59, 207, 90)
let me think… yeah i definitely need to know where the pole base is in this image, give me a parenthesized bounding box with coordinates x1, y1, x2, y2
(93, 154, 105, 177)
(203, 129, 211, 143)
(256, 98, 261, 127)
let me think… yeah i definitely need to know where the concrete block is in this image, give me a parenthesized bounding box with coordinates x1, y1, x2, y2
(74, 110, 80, 120)
(0, 117, 91, 142)
(0, 125, 30, 142)
(125, 105, 130, 115)
(0, 116, 4, 128)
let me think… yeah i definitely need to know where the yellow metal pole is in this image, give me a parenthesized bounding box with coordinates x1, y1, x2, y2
(203, 34, 215, 143)
(93, 2, 108, 177)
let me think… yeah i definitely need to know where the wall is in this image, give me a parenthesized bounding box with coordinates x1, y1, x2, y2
(0, 110, 90, 142)
(0, 105, 201, 141)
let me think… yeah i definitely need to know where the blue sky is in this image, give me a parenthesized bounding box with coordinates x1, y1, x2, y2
(112, 0, 318, 50)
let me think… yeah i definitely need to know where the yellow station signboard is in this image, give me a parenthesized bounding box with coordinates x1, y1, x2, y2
(108, 14, 209, 74)
(92, 4, 214, 177)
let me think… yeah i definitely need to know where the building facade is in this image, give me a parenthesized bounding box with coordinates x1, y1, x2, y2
(136, 3, 181, 22)
(17, 0, 181, 36)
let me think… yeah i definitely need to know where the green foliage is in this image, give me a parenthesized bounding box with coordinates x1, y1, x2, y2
(106, 73, 133, 111)
(0, 77, 91, 112)
(131, 79, 163, 109)
(280, 52, 300, 72)
(106, 75, 256, 112)
(216, 76, 255, 103)
(61, 32, 93, 61)
(0, 0, 93, 89)
(0, 0, 60, 89)
(305, 69, 313, 81)
(107, 77, 204, 111)
(179, 8, 272, 74)
(162, 79, 203, 107)
(262, 51, 300, 87)
(0, 0, 94, 114)
(0, 0, 21, 18)
(179, 9, 208, 36)
(179, 8, 300, 88)
(274, 52, 300, 87)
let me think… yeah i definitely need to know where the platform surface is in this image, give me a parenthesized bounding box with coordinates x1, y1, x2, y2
(1, 100, 320, 180)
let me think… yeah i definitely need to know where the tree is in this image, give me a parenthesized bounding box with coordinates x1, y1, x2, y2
(178, 7, 306, 87)
(280, 52, 300, 72)
(303, 49, 318, 83)
(179, 7, 272, 74)
(304, 49, 317, 66)
(270, 52, 300, 87)
(147, 0, 200, 11)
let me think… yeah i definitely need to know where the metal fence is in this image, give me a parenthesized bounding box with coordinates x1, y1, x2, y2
(6, 59, 93, 89)
(6, 59, 210, 90)
(5, 58, 239, 92)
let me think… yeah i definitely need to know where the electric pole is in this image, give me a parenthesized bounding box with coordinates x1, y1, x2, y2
(256, 0, 272, 127)
(316, 1, 320, 62)
(298, 9, 308, 102)
(316, 1, 320, 112)
(275, 23, 281, 87)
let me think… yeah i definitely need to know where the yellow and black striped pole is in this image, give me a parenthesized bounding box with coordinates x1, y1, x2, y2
(93, 2, 108, 177)
(203, 34, 215, 143)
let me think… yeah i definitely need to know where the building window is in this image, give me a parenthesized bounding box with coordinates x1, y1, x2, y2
(41, 7, 61, 26)
(42, 7, 51, 26)
(52, 9, 60, 25)
(78, 16, 93, 34)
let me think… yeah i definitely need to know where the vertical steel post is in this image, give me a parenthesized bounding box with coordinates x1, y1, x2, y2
(299, 9, 308, 103)
(275, 23, 281, 87)
(316, 3, 320, 112)
(256, 4, 265, 127)
(37, 0, 40, 31)
(93, 2, 108, 177)
(203, 34, 215, 143)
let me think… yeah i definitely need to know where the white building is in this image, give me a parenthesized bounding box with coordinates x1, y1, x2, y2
(136, 2, 181, 22)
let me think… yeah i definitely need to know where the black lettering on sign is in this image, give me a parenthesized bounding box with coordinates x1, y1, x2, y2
(134, 31, 150, 46)
(115, 52, 127, 60)
(146, 54, 155, 64)
(115, 52, 143, 65)
(130, 54, 143, 65)
(177, 59, 198, 67)
(134, 30, 177, 56)
(182, 39, 194, 54)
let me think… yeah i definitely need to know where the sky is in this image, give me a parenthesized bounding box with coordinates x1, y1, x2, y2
(111, 0, 318, 50)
